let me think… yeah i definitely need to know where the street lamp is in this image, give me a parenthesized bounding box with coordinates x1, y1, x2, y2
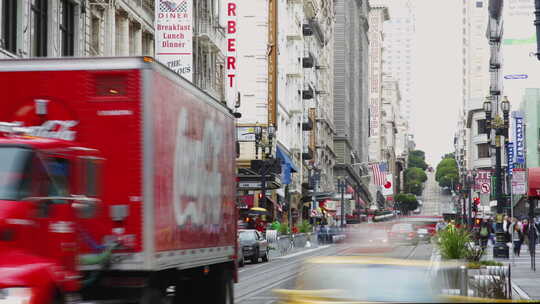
(337, 177, 347, 227)
(485, 95, 511, 259)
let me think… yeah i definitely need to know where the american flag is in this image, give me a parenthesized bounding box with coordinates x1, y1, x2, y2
(370, 162, 388, 186)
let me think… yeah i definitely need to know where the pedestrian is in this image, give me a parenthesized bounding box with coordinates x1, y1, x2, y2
(435, 219, 447, 232)
(503, 215, 511, 243)
(479, 219, 491, 249)
(509, 220, 523, 257)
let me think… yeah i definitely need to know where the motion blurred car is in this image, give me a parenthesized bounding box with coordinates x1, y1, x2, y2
(416, 227, 431, 243)
(388, 223, 418, 245)
(273, 257, 520, 303)
(368, 229, 389, 245)
(239, 229, 269, 263)
(274, 256, 447, 303)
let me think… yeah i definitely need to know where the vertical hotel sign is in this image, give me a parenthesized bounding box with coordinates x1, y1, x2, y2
(155, 0, 193, 81)
(226, 0, 238, 109)
(267, 0, 277, 126)
(513, 111, 525, 164)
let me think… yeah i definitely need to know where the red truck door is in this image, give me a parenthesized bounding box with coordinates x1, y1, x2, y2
(30, 151, 79, 276)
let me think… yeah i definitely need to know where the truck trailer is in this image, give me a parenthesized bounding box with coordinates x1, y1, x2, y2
(0, 57, 237, 303)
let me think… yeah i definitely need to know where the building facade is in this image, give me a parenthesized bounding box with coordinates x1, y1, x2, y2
(371, 0, 415, 125)
(333, 0, 372, 213)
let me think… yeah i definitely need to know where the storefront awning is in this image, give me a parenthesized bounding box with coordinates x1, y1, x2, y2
(276, 146, 299, 172)
(528, 167, 540, 197)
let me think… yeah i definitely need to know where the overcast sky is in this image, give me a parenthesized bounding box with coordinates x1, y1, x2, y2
(411, 0, 461, 166)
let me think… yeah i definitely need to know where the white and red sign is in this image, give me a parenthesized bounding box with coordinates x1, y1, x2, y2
(225, 0, 238, 109)
(480, 183, 490, 194)
(475, 170, 493, 192)
(155, 0, 193, 80)
(512, 168, 527, 195)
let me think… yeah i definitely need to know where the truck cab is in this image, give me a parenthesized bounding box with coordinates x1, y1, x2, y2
(0, 126, 101, 304)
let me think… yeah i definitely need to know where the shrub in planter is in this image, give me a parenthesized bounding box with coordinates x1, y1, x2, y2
(464, 244, 484, 262)
(298, 220, 313, 233)
(278, 223, 290, 235)
(437, 227, 471, 260)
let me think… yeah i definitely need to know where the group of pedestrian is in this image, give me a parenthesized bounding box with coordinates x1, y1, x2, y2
(502, 215, 540, 257)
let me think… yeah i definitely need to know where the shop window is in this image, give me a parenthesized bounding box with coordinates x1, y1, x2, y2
(2, 0, 17, 54)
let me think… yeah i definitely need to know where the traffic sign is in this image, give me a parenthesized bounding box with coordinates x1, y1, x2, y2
(481, 183, 490, 194)
(333, 193, 352, 200)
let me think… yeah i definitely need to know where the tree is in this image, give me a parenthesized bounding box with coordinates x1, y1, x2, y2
(404, 167, 427, 196)
(395, 193, 419, 215)
(435, 157, 459, 188)
(408, 150, 428, 170)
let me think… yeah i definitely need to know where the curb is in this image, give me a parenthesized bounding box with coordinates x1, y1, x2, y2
(512, 280, 532, 300)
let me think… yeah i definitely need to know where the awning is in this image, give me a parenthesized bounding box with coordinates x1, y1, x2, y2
(528, 167, 540, 197)
(276, 146, 298, 185)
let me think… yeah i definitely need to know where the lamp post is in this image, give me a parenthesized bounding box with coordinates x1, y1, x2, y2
(485, 96, 511, 258)
(337, 177, 347, 227)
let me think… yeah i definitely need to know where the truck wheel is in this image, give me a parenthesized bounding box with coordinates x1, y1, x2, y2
(140, 287, 167, 304)
(239, 257, 245, 267)
(213, 267, 234, 304)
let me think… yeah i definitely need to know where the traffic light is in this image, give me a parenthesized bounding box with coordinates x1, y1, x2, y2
(475, 218, 481, 225)
(473, 197, 481, 205)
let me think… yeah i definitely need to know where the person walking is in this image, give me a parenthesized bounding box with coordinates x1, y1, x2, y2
(479, 219, 491, 249)
(509, 219, 523, 257)
(503, 215, 511, 243)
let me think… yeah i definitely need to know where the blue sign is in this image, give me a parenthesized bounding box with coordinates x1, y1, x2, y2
(506, 142, 514, 176)
(514, 111, 525, 164)
(504, 74, 528, 80)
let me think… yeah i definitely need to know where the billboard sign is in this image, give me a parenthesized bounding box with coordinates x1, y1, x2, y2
(155, 0, 193, 81)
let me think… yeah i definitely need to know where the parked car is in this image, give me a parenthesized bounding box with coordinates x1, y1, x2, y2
(388, 223, 418, 245)
(239, 229, 269, 263)
(237, 235, 245, 267)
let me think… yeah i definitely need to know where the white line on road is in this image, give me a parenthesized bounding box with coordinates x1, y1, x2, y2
(273, 245, 331, 259)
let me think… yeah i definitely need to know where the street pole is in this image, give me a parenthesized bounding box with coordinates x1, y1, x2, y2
(534, 0, 540, 60)
(494, 134, 509, 258)
(468, 176, 473, 228)
(340, 179, 345, 228)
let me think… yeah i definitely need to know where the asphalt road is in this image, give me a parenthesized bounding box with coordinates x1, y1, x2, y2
(421, 171, 451, 216)
(235, 232, 434, 304)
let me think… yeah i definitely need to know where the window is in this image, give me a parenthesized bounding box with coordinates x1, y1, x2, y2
(477, 119, 487, 134)
(60, 0, 75, 56)
(2, 0, 17, 53)
(90, 15, 100, 55)
(478, 143, 490, 158)
(31, 0, 48, 57)
(476, 1, 483, 8)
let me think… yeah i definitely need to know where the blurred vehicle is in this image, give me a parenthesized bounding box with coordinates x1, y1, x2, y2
(237, 235, 245, 267)
(402, 215, 442, 237)
(368, 229, 389, 245)
(388, 223, 418, 245)
(274, 256, 445, 303)
(372, 210, 396, 222)
(274, 256, 524, 303)
(317, 225, 345, 244)
(239, 229, 269, 263)
(0, 57, 237, 303)
(416, 227, 431, 243)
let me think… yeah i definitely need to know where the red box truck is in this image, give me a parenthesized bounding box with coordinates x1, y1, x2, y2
(0, 57, 237, 303)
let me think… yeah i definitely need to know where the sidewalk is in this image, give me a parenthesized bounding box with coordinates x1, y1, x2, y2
(483, 242, 539, 300)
